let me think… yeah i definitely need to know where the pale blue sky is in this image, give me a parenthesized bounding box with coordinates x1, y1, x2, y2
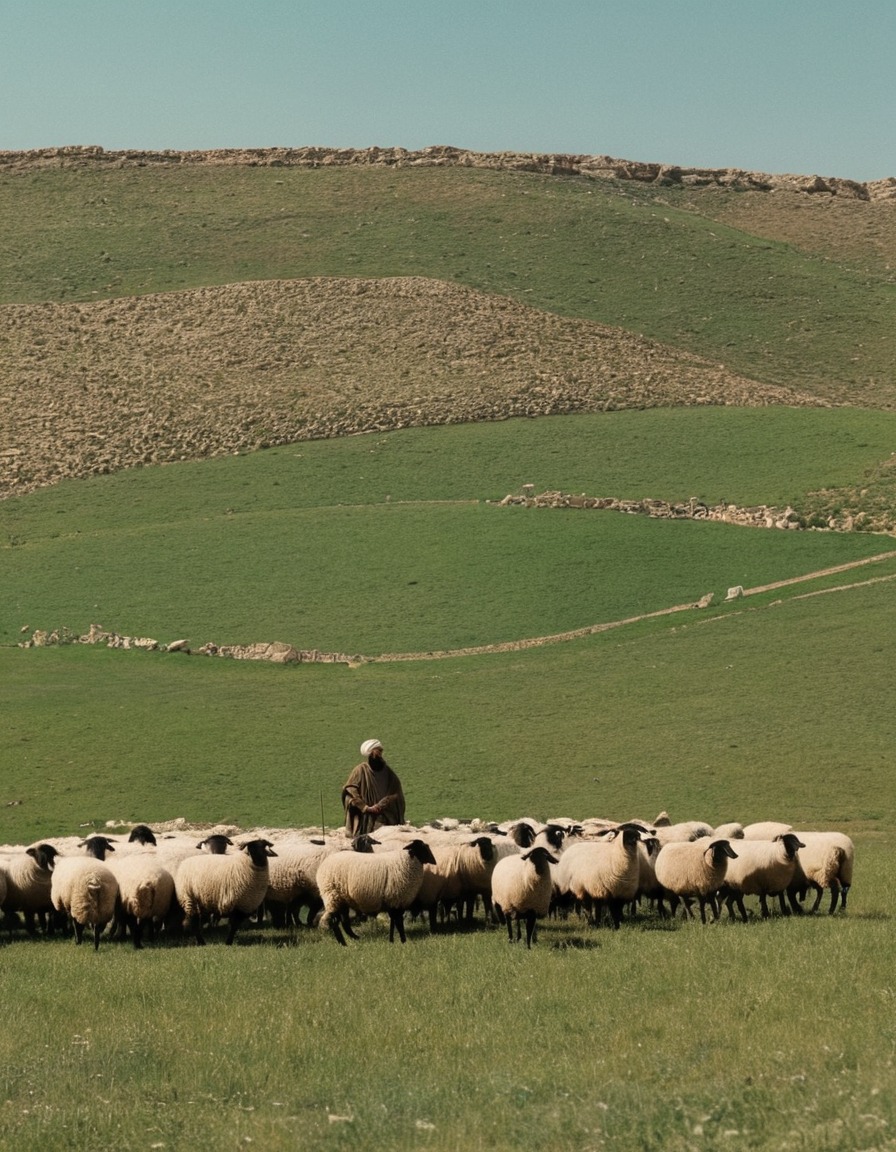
(2, 1, 893, 180)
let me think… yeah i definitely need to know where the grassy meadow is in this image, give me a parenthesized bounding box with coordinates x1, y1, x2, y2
(3, 156, 896, 1150)
(1, 875, 893, 1152)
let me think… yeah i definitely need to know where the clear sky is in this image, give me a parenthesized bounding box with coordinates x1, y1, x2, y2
(2, 0, 893, 181)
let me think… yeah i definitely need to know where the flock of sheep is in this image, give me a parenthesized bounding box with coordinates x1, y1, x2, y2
(0, 812, 854, 950)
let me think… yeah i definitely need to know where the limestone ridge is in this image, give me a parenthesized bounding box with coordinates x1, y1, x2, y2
(2, 144, 894, 201)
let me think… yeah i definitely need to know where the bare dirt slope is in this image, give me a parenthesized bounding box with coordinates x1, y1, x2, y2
(1, 276, 816, 497)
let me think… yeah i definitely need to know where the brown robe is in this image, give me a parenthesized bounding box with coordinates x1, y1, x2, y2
(341, 759, 406, 837)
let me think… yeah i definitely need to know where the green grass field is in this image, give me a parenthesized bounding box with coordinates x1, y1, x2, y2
(4, 409, 895, 652)
(2, 158, 895, 1151)
(1, 873, 892, 1152)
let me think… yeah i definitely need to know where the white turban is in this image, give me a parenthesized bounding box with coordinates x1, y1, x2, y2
(360, 739, 383, 758)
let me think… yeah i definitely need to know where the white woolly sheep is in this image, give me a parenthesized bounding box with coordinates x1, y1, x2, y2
(787, 831, 854, 914)
(654, 839, 739, 923)
(150, 832, 233, 885)
(50, 836, 120, 950)
(175, 838, 276, 945)
(412, 835, 498, 929)
(491, 845, 559, 947)
(712, 823, 745, 840)
(720, 833, 805, 921)
(264, 837, 343, 927)
(108, 853, 175, 948)
(554, 826, 646, 928)
(1, 843, 60, 935)
(318, 838, 437, 945)
(654, 820, 714, 847)
(742, 821, 793, 840)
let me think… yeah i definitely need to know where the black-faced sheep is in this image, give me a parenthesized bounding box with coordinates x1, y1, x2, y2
(317, 838, 437, 945)
(554, 826, 646, 928)
(654, 838, 738, 923)
(175, 838, 276, 945)
(491, 845, 558, 947)
(50, 836, 119, 950)
(1, 843, 60, 935)
(720, 833, 805, 921)
(787, 831, 854, 914)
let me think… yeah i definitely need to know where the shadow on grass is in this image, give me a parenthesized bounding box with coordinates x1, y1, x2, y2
(549, 936, 602, 951)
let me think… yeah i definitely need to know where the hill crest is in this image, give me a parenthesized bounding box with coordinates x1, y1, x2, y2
(3, 144, 894, 201)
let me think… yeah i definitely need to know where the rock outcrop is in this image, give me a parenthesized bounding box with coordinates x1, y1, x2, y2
(2, 144, 893, 200)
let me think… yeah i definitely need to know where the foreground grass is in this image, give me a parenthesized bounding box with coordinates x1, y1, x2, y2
(0, 835, 892, 1152)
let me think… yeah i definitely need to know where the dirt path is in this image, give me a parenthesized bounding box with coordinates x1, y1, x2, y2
(364, 550, 896, 663)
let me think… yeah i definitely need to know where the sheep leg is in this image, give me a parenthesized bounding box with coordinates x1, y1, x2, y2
(828, 885, 840, 915)
(322, 912, 348, 946)
(92, 924, 102, 951)
(505, 913, 514, 943)
(129, 913, 145, 949)
(759, 894, 771, 918)
(840, 885, 850, 912)
(607, 899, 624, 930)
(387, 909, 407, 943)
(73, 920, 85, 945)
(225, 910, 250, 945)
(809, 882, 824, 913)
(184, 913, 206, 946)
(524, 911, 537, 949)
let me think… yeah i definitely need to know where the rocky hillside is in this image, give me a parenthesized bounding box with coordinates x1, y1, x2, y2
(1, 276, 815, 497)
(3, 143, 894, 201)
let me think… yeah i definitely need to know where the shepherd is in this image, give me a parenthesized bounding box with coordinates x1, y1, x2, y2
(341, 739, 406, 837)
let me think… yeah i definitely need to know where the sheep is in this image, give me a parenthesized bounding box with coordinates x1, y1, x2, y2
(720, 833, 806, 921)
(712, 823, 745, 840)
(1, 843, 60, 935)
(317, 838, 437, 945)
(553, 826, 646, 928)
(742, 821, 792, 840)
(413, 835, 497, 929)
(264, 837, 343, 927)
(151, 832, 233, 886)
(195, 834, 234, 854)
(630, 831, 667, 918)
(50, 836, 120, 950)
(654, 820, 714, 847)
(654, 839, 739, 923)
(175, 838, 276, 945)
(491, 845, 559, 947)
(107, 853, 175, 948)
(787, 831, 855, 914)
